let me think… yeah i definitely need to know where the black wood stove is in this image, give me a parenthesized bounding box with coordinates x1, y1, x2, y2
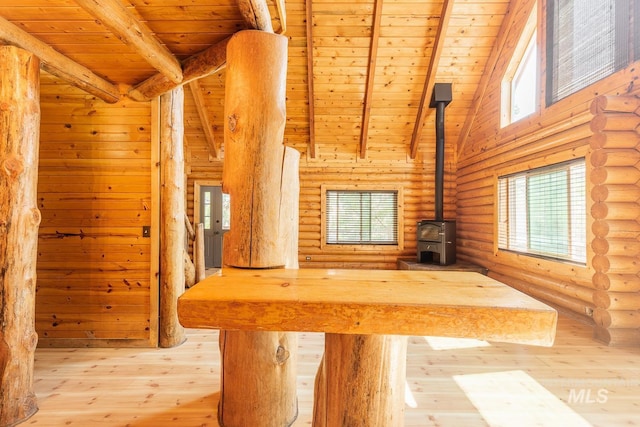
(417, 83, 456, 265)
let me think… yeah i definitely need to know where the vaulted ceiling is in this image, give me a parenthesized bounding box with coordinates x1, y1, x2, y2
(0, 0, 512, 161)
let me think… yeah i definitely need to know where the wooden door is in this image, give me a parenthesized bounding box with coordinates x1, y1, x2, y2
(199, 185, 226, 268)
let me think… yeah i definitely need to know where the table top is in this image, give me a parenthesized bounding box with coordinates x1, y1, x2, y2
(177, 268, 557, 346)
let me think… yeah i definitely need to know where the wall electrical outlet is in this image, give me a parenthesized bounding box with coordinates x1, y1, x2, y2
(142, 226, 151, 238)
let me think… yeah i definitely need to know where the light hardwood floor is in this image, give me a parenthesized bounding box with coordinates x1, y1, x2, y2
(26, 316, 639, 426)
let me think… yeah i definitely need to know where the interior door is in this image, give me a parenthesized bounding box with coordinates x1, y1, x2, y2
(199, 186, 226, 268)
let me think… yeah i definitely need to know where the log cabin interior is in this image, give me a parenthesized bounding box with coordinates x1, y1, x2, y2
(1, 0, 639, 426)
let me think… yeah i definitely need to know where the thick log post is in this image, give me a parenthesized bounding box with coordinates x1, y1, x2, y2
(222, 30, 289, 268)
(159, 87, 186, 348)
(0, 46, 40, 426)
(218, 30, 298, 427)
(313, 334, 408, 427)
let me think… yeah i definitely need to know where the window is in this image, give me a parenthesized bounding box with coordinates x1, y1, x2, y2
(497, 159, 586, 264)
(323, 187, 400, 246)
(502, 6, 538, 127)
(546, 0, 639, 104)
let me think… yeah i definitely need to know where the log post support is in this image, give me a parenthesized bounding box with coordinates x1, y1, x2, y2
(0, 45, 41, 426)
(313, 335, 408, 427)
(589, 95, 640, 347)
(159, 87, 186, 348)
(218, 30, 299, 426)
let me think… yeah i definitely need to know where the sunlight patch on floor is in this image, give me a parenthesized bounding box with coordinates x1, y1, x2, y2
(424, 336, 491, 351)
(453, 370, 592, 427)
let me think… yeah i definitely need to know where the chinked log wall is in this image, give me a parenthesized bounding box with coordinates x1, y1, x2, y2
(589, 95, 640, 346)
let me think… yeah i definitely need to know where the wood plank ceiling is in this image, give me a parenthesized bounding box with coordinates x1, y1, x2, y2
(0, 0, 511, 161)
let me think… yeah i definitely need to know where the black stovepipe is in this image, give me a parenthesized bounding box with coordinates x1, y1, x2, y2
(434, 100, 445, 222)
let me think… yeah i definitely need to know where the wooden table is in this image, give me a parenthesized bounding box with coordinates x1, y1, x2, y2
(178, 268, 557, 426)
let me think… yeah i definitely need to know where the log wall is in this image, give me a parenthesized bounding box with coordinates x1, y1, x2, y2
(456, 0, 640, 345)
(589, 96, 640, 346)
(37, 73, 155, 347)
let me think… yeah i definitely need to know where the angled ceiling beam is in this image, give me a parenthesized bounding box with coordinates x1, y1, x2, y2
(359, 0, 384, 160)
(305, 0, 317, 158)
(457, 2, 519, 156)
(128, 39, 228, 102)
(275, 0, 287, 34)
(409, 0, 454, 159)
(0, 15, 120, 103)
(129, 0, 274, 102)
(75, 0, 183, 84)
(189, 80, 219, 160)
(237, 0, 274, 33)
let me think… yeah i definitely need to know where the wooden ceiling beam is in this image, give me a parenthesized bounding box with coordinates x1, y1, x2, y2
(128, 39, 228, 102)
(306, 0, 317, 159)
(0, 15, 120, 104)
(359, 0, 384, 160)
(275, 0, 287, 34)
(129, 0, 274, 102)
(237, 0, 274, 33)
(189, 80, 219, 160)
(74, 0, 183, 84)
(409, 0, 454, 159)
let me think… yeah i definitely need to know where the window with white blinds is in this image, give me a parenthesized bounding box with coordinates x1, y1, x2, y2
(325, 190, 398, 245)
(498, 159, 586, 264)
(546, 0, 638, 105)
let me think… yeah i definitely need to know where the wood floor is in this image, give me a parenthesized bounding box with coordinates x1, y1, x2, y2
(26, 316, 639, 427)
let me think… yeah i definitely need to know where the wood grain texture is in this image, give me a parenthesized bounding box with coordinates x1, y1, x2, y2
(221, 30, 289, 268)
(178, 268, 557, 346)
(25, 316, 640, 426)
(0, 45, 40, 426)
(159, 87, 186, 348)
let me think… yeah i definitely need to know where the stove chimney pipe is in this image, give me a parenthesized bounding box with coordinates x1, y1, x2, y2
(429, 83, 452, 222)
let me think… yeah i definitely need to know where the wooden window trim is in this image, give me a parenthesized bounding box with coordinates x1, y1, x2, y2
(320, 184, 404, 252)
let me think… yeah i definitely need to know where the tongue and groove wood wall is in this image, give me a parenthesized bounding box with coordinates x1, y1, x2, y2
(37, 73, 156, 347)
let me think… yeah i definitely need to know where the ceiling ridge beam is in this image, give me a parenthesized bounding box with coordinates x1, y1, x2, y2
(359, 0, 384, 160)
(0, 15, 120, 103)
(305, 0, 317, 159)
(189, 80, 220, 160)
(409, 0, 454, 159)
(74, 0, 183, 84)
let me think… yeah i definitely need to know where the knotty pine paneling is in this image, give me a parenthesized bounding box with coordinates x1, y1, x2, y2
(37, 73, 154, 347)
(456, 0, 640, 345)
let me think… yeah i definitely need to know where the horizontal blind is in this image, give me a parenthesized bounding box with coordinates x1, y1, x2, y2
(326, 190, 398, 244)
(547, 0, 629, 104)
(498, 159, 586, 263)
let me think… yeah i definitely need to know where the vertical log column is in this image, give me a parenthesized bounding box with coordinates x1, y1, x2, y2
(219, 30, 298, 426)
(159, 87, 186, 348)
(589, 95, 640, 346)
(313, 335, 408, 427)
(0, 46, 41, 426)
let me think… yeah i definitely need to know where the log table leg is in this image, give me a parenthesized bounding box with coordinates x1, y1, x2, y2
(313, 334, 408, 427)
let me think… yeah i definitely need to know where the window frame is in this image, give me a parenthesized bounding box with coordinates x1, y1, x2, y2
(321, 184, 404, 252)
(496, 158, 587, 265)
(501, 5, 538, 127)
(545, 0, 638, 106)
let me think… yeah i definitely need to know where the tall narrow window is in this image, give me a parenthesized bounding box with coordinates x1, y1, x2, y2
(547, 0, 637, 104)
(498, 159, 586, 264)
(501, 5, 537, 127)
(325, 189, 399, 245)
